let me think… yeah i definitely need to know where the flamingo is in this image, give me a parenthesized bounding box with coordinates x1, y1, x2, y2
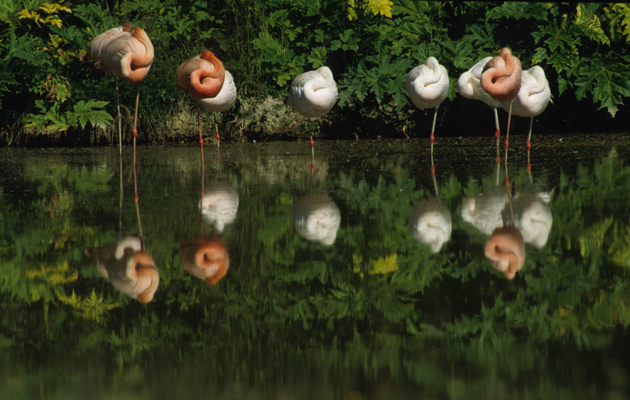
(500, 66, 551, 168)
(409, 199, 452, 253)
(481, 47, 522, 189)
(287, 66, 338, 158)
(484, 226, 525, 280)
(175, 50, 230, 156)
(179, 237, 230, 285)
(406, 57, 449, 172)
(292, 193, 341, 246)
(457, 56, 504, 165)
(100, 27, 154, 165)
(84, 237, 160, 303)
(85, 24, 134, 154)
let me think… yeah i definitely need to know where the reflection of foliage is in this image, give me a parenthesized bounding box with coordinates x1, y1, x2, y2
(57, 289, 119, 324)
(2, 149, 630, 371)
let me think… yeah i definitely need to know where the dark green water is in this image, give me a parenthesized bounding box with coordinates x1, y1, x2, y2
(1, 134, 630, 399)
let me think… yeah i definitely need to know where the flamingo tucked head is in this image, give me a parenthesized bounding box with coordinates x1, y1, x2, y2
(406, 56, 450, 110)
(481, 48, 522, 102)
(175, 50, 226, 101)
(484, 226, 526, 280)
(129, 251, 160, 303)
(179, 237, 230, 285)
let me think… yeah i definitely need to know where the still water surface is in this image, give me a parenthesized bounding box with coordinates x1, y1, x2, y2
(1, 134, 630, 399)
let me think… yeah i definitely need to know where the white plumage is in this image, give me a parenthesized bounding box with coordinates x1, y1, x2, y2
(461, 187, 553, 248)
(292, 193, 341, 246)
(406, 57, 449, 110)
(288, 66, 338, 118)
(501, 66, 550, 118)
(409, 199, 452, 253)
(201, 181, 239, 234)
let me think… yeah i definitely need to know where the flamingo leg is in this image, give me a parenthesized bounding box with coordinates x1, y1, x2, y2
(115, 76, 122, 155)
(526, 117, 534, 169)
(430, 105, 438, 173)
(504, 100, 515, 224)
(133, 83, 140, 167)
(197, 101, 204, 167)
(216, 122, 220, 150)
(494, 107, 501, 186)
(310, 118, 315, 159)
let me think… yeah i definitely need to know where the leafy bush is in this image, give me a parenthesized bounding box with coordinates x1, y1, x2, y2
(1, 1, 629, 145)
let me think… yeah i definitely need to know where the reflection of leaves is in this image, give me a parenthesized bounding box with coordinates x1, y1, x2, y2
(57, 289, 119, 324)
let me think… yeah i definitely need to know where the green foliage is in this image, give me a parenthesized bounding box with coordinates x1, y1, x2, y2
(1, 1, 629, 142)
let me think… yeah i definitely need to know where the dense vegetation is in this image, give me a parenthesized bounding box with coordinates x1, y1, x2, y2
(1, 1, 630, 146)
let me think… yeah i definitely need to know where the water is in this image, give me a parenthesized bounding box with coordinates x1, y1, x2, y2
(1, 134, 630, 399)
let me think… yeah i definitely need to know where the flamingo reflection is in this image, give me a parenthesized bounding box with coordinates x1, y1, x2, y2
(409, 162, 451, 253)
(85, 237, 159, 303)
(292, 193, 341, 246)
(180, 146, 233, 285)
(180, 237, 229, 285)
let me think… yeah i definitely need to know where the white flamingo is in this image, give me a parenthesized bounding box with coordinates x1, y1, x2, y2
(406, 57, 449, 167)
(288, 66, 338, 157)
(500, 66, 551, 166)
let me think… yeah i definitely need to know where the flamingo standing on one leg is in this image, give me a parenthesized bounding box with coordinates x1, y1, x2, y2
(481, 48, 522, 183)
(175, 50, 228, 163)
(199, 69, 236, 150)
(100, 27, 154, 165)
(500, 66, 551, 172)
(85, 24, 134, 154)
(406, 57, 449, 174)
(458, 56, 504, 177)
(288, 66, 338, 158)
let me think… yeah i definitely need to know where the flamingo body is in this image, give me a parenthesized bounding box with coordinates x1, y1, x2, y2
(457, 56, 502, 108)
(409, 199, 452, 253)
(100, 28, 154, 84)
(501, 66, 550, 118)
(292, 193, 341, 246)
(180, 237, 230, 285)
(85, 24, 135, 69)
(461, 188, 553, 248)
(481, 48, 522, 102)
(288, 67, 338, 118)
(175, 51, 226, 101)
(484, 226, 526, 280)
(406, 57, 449, 110)
(201, 181, 239, 234)
(199, 70, 237, 113)
(85, 237, 159, 303)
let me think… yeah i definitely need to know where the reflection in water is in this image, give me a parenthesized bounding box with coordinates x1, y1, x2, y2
(409, 163, 452, 253)
(3, 142, 630, 399)
(84, 236, 160, 303)
(292, 193, 341, 245)
(201, 181, 239, 234)
(180, 237, 229, 285)
(409, 199, 451, 253)
(461, 186, 553, 248)
(484, 226, 526, 279)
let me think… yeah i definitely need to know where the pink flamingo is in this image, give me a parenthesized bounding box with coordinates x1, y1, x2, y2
(179, 237, 230, 285)
(481, 47, 522, 183)
(100, 27, 154, 164)
(176, 50, 232, 155)
(85, 24, 134, 154)
(484, 226, 525, 280)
